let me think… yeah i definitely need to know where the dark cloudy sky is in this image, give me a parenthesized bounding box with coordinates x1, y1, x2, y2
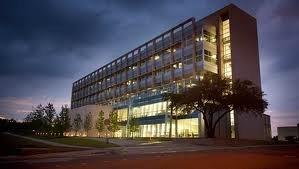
(0, 0, 298, 135)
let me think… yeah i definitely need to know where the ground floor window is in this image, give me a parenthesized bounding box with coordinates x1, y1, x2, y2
(115, 117, 199, 138)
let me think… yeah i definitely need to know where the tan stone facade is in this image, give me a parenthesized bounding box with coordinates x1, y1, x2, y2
(67, 104, 112, 137)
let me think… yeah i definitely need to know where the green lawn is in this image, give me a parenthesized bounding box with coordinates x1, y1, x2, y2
(0, 133, 81, 156)
(32, 135, 117, 148)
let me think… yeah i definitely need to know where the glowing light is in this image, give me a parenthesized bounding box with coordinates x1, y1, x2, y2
(211, 37, 216, 43)
(154, 55, 160, 60)
(178, 62, 182, 68)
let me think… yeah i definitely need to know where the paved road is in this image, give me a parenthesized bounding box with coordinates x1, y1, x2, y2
(2, 134, 299, 169)
(1, 145, 299, 169)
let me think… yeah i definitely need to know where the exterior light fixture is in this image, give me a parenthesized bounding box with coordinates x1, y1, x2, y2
(154, 55, 160, 60)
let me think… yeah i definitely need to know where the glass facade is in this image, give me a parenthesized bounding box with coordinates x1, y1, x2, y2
(70, 15, 237, 139)
(176, 118, 199, 137)
(123, 117, 199, 138)
(222, 19, 232, 79)
(71, 18, 217, 110)
(132, 102, 167, 118)
(222, 19, 235, 139)
(117, 108, 128, 121)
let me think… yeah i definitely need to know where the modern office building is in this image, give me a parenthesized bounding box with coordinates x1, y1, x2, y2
(70, 4, 271, 140)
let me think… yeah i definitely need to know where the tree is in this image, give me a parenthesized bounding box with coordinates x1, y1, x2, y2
(25, 104, 46, 133)
(54, 105, 71, 136)
(44, 103, 56, 134)
(96, 110, 105, 138)
(73, 113, 82, 136)
(173, 73, 268, 138)
(83, 112, 92, 136)
(107, 111, 119, 137)
(128, 116, 139, 138)
(162, 93, 184, 138)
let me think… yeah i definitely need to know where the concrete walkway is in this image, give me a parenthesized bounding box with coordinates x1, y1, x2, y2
(87, 137, 152, 147)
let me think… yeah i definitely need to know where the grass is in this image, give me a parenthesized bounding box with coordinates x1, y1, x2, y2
(31, 135, 117, 148)
(0, 133, 82, 156)
(47, 137, 117, 148)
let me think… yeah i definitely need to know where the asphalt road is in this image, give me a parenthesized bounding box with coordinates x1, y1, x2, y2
(1, 145, 299, 169)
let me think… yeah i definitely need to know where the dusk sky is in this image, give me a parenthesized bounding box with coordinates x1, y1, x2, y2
(0, 0, 298, 135)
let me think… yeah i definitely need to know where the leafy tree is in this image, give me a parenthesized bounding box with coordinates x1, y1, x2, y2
(96, 110, 105, 138)
(107, 111, 119, 137)
(173, 73, 268, 138)
(44, 103, 56, 134)
(162, 93, 184, 138)
(128, 116, 139, 138)
(73, 113, 82, 136)
(83, 112, 92, 136)
(54, 105, 71, 136)
(25, 104, 46, 132)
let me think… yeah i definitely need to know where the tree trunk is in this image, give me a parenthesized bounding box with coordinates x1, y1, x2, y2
(206, 126, 216, 138)
(175, 110, 178, 138)
(169, 107, 173, 138)
(207, 113, 215, 138)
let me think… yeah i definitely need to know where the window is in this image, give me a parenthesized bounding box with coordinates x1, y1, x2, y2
(154, 55, 160, 60)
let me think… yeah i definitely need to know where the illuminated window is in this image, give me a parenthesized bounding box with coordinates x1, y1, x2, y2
(179, 62, 183, 68)
(230, 110, 235, 138)
(154, 55, 160, 60)
(222, 19, 232, 78)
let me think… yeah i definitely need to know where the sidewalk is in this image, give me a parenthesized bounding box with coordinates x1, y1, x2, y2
(87, 137, 150, 147)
